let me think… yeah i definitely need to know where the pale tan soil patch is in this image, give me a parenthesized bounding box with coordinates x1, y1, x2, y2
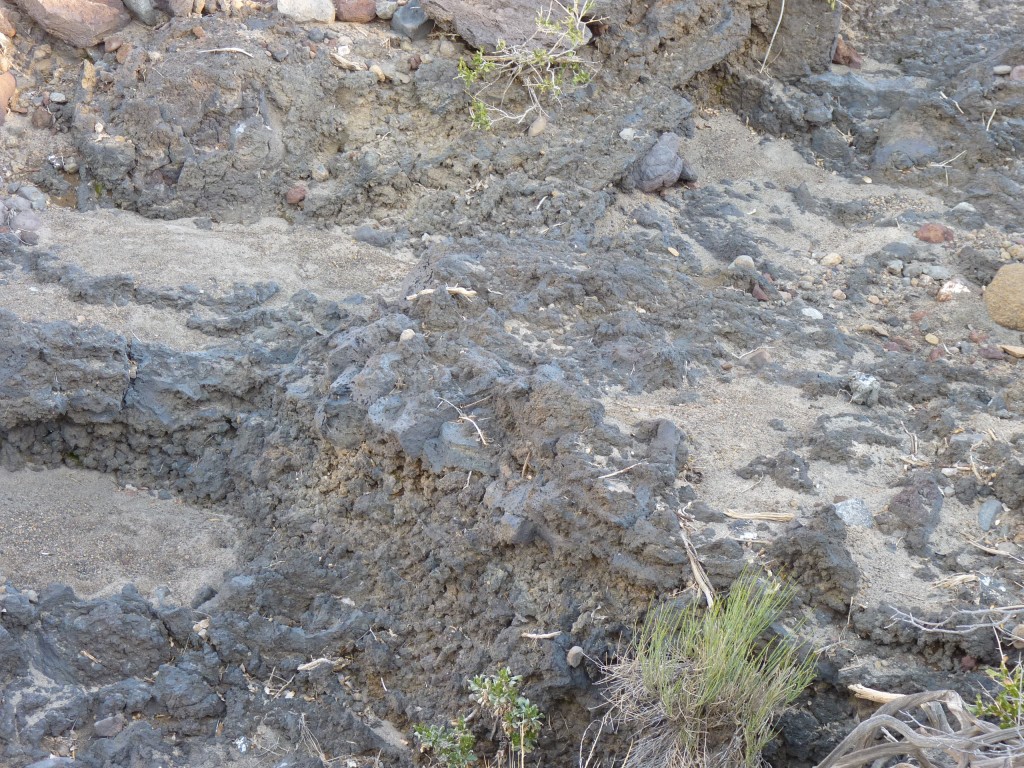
(0, 466, 238, 602)
(0, 209, 419, 346)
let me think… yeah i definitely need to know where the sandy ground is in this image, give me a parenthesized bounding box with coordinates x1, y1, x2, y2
(0, 467, 237, 602)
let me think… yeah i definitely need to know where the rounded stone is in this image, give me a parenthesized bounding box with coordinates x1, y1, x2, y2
(993, 64, 1012, 76)
(11, 211, 42, 232)
(984, 264, 1024, 331)
(566, 645, 585, 668)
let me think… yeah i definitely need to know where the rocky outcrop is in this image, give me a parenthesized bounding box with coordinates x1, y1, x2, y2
(12, 0, 129, 47)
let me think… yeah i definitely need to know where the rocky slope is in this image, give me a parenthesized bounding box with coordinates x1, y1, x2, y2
(1, 0, 1023, 766)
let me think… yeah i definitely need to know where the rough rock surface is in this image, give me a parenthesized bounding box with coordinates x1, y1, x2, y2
(421, 0, 585, 52)
(1, 0, 1024, 766)
(334, 0, 375, 22)
(276, 0, 334, 23)
(984, 263, 1024, 331)
(12, 0, 129, 47)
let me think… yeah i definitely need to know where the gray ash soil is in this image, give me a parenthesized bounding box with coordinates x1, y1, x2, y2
(1, 0, 1024, 767)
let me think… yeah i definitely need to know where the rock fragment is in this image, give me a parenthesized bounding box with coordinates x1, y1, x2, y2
(567, 646, 584, 668)
(0, 7, 16, 36)
(122, 0, 159, 25)
(984, 264, 1024, 331)
(627, 132, 691, 193)
(832, 35, 862, 68)
(833, 498, 872, 527)
(0, 71, 14, 127)
(277, 0, 335, 23)
(847, 372, 879, 406)
(977, 499, 1003, 532)
(375, 0, 398, 18)
(914, 223, 954, 243)
(391, 0, 432, 40)
(335, 0, 375, 22)
(13, 0, 130, 47)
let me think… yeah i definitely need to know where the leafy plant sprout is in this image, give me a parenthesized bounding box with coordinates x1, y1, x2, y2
(456, 0, 600, 129)
(413, 668, 543, 768)
(413, 718, 478, 768)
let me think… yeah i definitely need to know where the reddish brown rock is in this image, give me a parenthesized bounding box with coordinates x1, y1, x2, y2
(0, 71, 15, 126)
(286, 185, 307, 205)
(13, 0, 130, 47)
(334, 0, 375, 22)
(914, 223, 954, 244)
(832, 35, 862, 69)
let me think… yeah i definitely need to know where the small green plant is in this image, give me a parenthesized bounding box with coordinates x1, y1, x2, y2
(601, 569, 817, 768)
(413, 718, 477, 768)
(469, 668, 544, 755)
(456, 0, 599, 128)
(413, 669, 543, 768)
(972, 659, 1024, 729)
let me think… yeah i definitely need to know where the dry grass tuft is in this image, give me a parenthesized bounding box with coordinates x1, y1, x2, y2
(599, 570, 816, 768)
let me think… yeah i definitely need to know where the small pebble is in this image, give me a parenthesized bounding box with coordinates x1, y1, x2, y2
(801, 307, 824, 320)
(567, 646, 585, 668)
(993, 64, 1012, 76)
(399, 329, 416, 342)
(1012, 65, 1024, 81)
(49, 92, 68, 104)
(924, 333, 940, 345)
(978, 499, 1003, 532)
(11, 211, 42, 231)
(885, 259, 904, 275)
(286, 185, 307, 205)
(311, 163, 330, 182)
(820, 252, 843, 267)
(866, 295, 880, 305)
(527, 114, 548, 137)
(729, 254, 756, 271)
(832, 289, 846, 300)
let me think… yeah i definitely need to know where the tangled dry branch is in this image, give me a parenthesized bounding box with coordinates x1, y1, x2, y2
(815, 690, 1024, 768)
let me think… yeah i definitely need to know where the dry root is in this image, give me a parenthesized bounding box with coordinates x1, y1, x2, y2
(815, 689, 1024, 768)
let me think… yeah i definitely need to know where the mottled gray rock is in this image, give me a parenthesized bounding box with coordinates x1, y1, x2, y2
(420, 0, 586, 52)
(122, 0, 159, 25)
(16, 184, 46, 210)
(848, 372, 880, 407)
(833, 498, 872, 527)
(978, 498, 1003, 532)
(757, 0, 841, 79)
(391, 0, 432, 40)
(374, 0, 398, 18)
(876, 471, 944, 555)
(626, 132, 686, 193)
